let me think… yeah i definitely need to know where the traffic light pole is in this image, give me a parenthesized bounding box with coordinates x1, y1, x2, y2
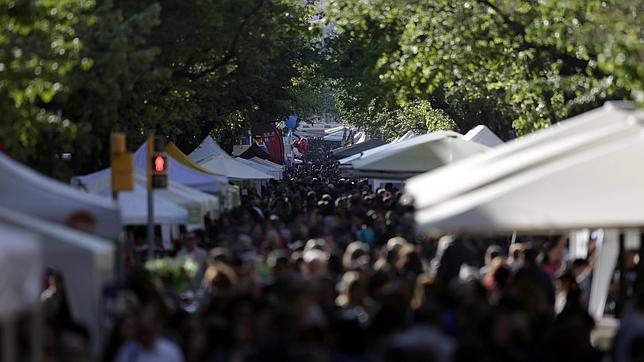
(147, 186, 154, 260)
(146, 133, 155, 260)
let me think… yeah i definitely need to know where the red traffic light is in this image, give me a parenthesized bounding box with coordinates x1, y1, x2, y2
(154, 154, 166, 172)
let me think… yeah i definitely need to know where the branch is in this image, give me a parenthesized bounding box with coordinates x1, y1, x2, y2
(174, 0, 266, 81)
(475, 0, 607, 78)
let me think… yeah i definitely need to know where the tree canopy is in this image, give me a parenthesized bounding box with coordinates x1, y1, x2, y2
(323, 0, 642, 138)
(2, 0, 319, 176)
(1, 0, 642, 177)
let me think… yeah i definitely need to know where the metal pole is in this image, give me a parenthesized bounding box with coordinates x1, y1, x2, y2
(147, 133, 155, 260)
(112, 191, 123, 281)
(617, 232, 627, 316)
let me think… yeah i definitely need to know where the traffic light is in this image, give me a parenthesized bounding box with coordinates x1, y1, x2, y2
(147, 135, 168, 189)
(111, 133, 134, 191)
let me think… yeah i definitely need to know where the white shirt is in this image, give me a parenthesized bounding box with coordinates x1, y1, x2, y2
(115, 338, 184, 362)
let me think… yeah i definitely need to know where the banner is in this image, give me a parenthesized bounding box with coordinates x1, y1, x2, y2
(262, 125, 285, 165)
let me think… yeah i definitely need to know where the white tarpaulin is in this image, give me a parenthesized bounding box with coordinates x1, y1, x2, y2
(0, 223, 42, 320)
(343, 131, 489, 179)
(199, 155, 274, 180)
(409, 107, 644, 234)
(407, 102, 640, 211)
(189, 136, 230, 163)
(0, 206, 114, 354)
(0, 154, 120, 239)
(463, 125, 503, 147)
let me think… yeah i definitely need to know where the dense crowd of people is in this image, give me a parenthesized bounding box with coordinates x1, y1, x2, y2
(39, 139, 644, 362)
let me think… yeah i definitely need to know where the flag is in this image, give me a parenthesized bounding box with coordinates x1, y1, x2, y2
(262, 125, 285, 165)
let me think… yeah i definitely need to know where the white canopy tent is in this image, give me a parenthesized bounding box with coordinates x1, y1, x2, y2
(407, 102, 642, 212)
(0, 223, 42, 362)
(394, 130, 417, 143)
(189, 135, 230, 163)
(323, 130, 346, 142)
(198, 155, 274, 180)
(0, 223, 42, 320)
(0, 154, 120, 240)
(406, 103, 644, 320)
(115, 187, 188, 225)
(409, 120, 644, 234)
(0, 206, 114, 355)
(463, 125, 503, 147)
(74, 142, 228, 195)
(189, 136, 275, 180)
(133, 142, 227, 193)
(76, 171, 215, 226)
(235, 157, 283, 180)
(342, 131, 489, 180)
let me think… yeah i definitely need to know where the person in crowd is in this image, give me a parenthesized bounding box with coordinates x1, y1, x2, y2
(176, 231, 209, 289)
(103, 137, 610, 362)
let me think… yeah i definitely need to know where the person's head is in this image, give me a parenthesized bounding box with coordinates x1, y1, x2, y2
(571, 258, 588, 278)
(268, 249, 290, 281)
(183, 231, 198, 251)
(336, 271, 365, 307)
(485, 245, 503, 266)
(65, 211, 96, 234)
(343, 241, 370, 270)
(303, 248, 329, 278)
(137, 304, 163, 349)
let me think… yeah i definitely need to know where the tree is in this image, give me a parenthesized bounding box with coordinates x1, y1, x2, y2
(0, 0, 90, 175)
(323, 0, 642, 137)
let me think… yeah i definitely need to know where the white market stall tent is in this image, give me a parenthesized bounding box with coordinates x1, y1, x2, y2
(406, 102, 642, 213)
(0, 223, 42, 320)
(0, 154, 121, 240)
(133, 142, 228, 193)
(331, 139, 386, 160)
(189, 136, 274, 180)
(235, 157, 284, 180)
(394, 130, 417, 143)
(74, 142, 228, 195)
(409, 118, 644, 234)
(75, 171, 216, 226)
(341, 131, 489, 180)
(0, 223, 42, 362)
(405, 102, 644, 321)
(463, 125, 503, 147)
(323, 127, 348, 142)
(0, 206, 114, 355)
(189, 135, 230, 163)
(199, 155, 274, 180)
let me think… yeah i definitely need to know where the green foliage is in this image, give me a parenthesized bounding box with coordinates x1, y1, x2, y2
(378, 100, 456, 141)
(324, 0, 642, 137)
(0, 0, 91, 175)
(2, 0, 319, 176)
